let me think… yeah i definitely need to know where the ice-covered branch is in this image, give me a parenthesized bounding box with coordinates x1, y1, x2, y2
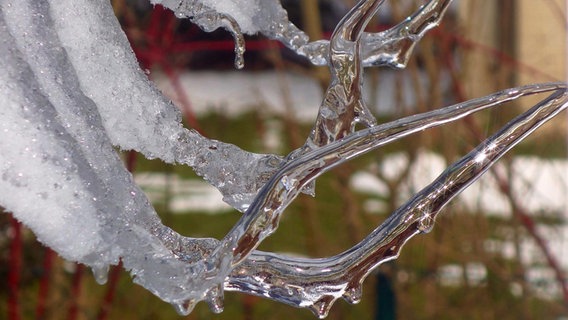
(1, 0, 566, 318)
(302, 0, 383, 150)
(298, 0, 454, 68)
(361, 0, 453, 67)
(155, 83, 567, 316)
(155, 0, 453, 68)
(225, 84, 568, 318)
(221, 83, 566, 266)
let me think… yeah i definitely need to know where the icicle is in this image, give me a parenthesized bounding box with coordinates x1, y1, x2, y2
(343, 285, 363, 304)
(417, 213, 435, 234)
(206, 284, 224, 313)
(91, 265, 110, 285)
(192, 11, 246, 69)
(308, 296, 335, 319)
(172, 299, 197, 316)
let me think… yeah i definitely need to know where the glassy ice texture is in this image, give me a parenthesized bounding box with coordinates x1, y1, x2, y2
(153, 0, 453, 69)
(0, 0, 566, 318)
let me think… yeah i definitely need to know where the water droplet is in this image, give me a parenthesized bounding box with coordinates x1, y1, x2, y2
(172, 299, 197, 316)
(91, 265, 109, 285)
(418, 213, 434, 233)
(234, 53, 244, 70)
(343, 285, 362, 304)
(308, 296, 335, 319)
(206, 284, 224, 314)
(281, 175, 296, 190)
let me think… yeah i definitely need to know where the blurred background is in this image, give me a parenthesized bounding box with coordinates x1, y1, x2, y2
(1, 0, 567, 319)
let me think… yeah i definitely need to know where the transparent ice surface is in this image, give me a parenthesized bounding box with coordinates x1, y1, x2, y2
(0, 0, 566, 318)
(154, 0, 453, 69)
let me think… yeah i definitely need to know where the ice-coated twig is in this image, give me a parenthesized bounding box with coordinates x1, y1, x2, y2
(303, 0, 383, 150)
(155, 0, 453, 69)
(221, 83, 567, 258)
(221, 88, 568, 265)
(224, 84, 568, 318)
(2, 0, 567, 318)
(156, 83, 567, 316)
(164, 0, 246, 68)
(298, 0, 454, 68)
(360, 0, 453, 68)
(153, 0, 309, 55)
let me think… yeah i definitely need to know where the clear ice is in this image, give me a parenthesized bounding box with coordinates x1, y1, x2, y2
(0, 0, 566, 318)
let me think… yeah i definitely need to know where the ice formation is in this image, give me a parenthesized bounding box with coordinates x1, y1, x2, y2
(155, 0, 453, 68)
(0, 0, 566, 318)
